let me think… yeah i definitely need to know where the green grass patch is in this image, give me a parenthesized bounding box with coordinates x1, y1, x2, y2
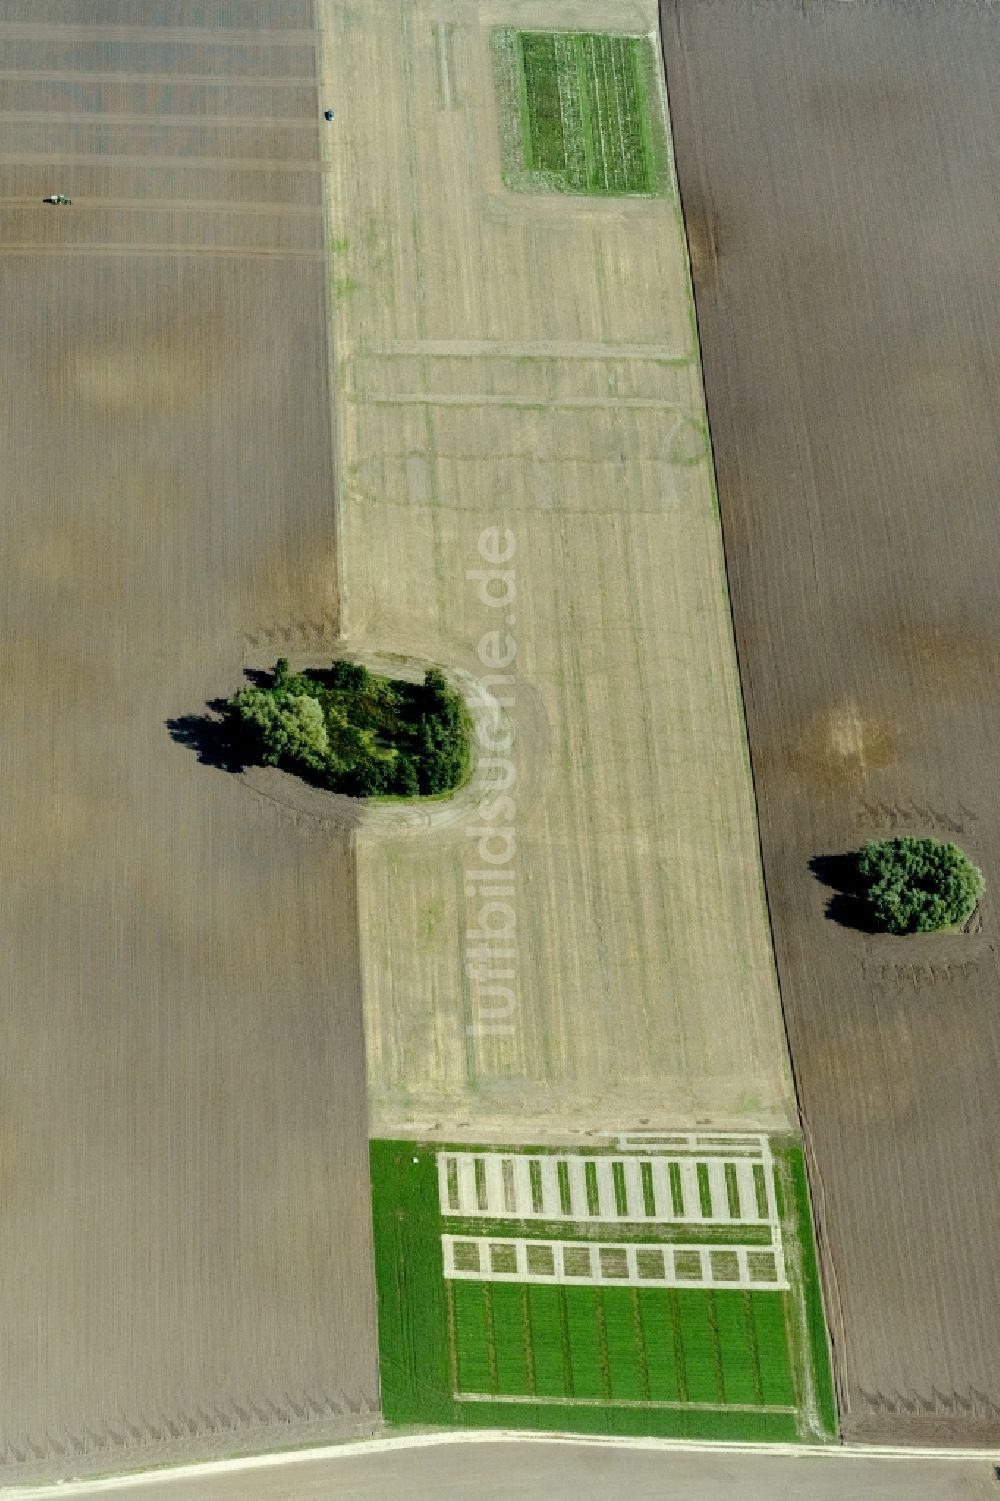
(566, 1289, 605, 1400)
(603, 1288, 647, 1400)
(716, 1293, 759, 1405)
(491, 1284, 531, 1395)
(750, 1292, 795, 1408)
(526, 1285, 566, 1397)
(453, 1281, 493, 1393)
(370, 1138, 837, 1441)
(778, 1143, 839, 1436)
(639, 1287, 680, 1401)
(492, 28, 666, 196)
(675, 1290, 722, 1403)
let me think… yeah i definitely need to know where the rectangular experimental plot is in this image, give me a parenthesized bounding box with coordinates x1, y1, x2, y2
(371, 1137, 835, 1441)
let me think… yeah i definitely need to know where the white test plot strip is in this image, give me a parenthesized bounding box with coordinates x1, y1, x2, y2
(441, 1235, 788, 1291)
(436, 1134, 779, 1227)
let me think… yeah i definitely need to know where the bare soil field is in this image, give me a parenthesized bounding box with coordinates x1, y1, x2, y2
(0, 1, 377, 1482)
(318, 0, 795, 1140)
(662, 0, 1000, 1444)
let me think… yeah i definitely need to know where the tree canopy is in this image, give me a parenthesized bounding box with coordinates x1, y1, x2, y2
(227, 658, 471, 799)
(856, 837, 984, 935)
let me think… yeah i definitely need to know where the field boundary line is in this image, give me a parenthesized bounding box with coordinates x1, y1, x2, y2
(0, 198, 322, 216)
(4, 1430, 998, 1495)
(366, 393, 691, 410)
(0, 244, 324, 260)
(0, 70, 314, 86)
(364, 338, 689, 361)
(454, 1393, 795, 1413)
(0, 23, 316, 45)
(0, 152, 328, 171)
(0, 111, 319, 129)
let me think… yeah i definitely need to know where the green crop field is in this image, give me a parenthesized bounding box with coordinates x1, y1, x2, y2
(370, 1138, 837, 1441)
(491, 29, 667, 196)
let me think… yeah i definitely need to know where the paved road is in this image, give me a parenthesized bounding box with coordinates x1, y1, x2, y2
(5, 1438, 997, 1501)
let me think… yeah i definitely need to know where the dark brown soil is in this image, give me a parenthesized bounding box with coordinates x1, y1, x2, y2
(0, 1, 378, 1483)
(662, 0, 1000, 1444)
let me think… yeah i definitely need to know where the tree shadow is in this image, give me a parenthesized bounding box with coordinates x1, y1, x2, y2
(808, 851, 882, 933)
(166, 697, 249, 773)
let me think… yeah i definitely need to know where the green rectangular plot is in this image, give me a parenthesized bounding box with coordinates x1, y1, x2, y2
(676, 1290, 722, 1403)
(585, 1160, 600, 1215)
(602, 1288, 647, 1400)
(640, 1161, 656, 1217)
(696, 1163, 713, 1218)
(725, 1163, 741, 1218)
(372, 1138, 836, 1442)
(752, 1163, 769, 1218)
(750, 1293, 795, 1407)
(527, 1284, 568, 1397)
(612, 1160, 628, 1216)
(565, 1288, 605, 1399)
(519, 31, 570, 176)
(668, 1161, 685, 1215)
(579, 32, 650, 193)
(637, 1289, 680, 1401)
(714, 1292, 759, 1405)
(452, 1282, 493, 1394)
(557, 1159, 572, 1215)
(490, 1284, 531, 1396)
(494, 28, 660, 198)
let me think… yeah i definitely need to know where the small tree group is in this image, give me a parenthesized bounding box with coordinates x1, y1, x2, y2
(857, 837, 984, 935)
(226, 658, 472, 800)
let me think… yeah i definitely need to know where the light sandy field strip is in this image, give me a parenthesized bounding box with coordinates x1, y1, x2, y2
(0, 0, 376, 1483)
(319, 0, 794, 1137)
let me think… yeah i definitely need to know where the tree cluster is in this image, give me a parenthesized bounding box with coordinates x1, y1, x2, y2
(227, 658, 471, 799)
(857, 837, 984, 935)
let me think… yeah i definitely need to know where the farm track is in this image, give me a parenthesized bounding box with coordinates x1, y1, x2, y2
(0, 0, 377, 1483)
(662, 0, 1000, 1444)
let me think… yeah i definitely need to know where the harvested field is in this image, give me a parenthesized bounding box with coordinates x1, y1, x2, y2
(319, 0, 795, 1139)
(0, 1, 377, 1483)
(662, 0, 1000, 1444)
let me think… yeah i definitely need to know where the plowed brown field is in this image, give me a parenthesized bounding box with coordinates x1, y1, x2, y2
(662, 0, 1000, 1445)
(0, 1, 376, 1483)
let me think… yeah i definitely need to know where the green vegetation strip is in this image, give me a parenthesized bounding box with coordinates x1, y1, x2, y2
(370, 1139, 837, 1440)
(491, 28, 666, 196)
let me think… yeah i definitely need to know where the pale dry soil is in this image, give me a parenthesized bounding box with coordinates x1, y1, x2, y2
(0, 0, 377, 1483)
(663, 0, 1000, 1445)
(5, 1440, 997, 1501)
(318, 0, 794, 1137)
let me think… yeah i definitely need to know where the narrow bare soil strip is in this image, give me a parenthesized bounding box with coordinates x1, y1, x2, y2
(319, 0, 794, 1139)
(662, 0, 1000, 1444)
(0, 1, 376, 1482)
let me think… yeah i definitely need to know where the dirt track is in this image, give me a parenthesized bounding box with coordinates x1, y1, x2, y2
(0, 1, 377, 1481)
(662, 0, 1000, 1444)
